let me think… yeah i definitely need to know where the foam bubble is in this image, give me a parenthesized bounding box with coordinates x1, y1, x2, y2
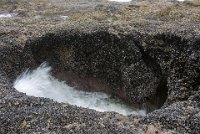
(0, 13, 16, 18)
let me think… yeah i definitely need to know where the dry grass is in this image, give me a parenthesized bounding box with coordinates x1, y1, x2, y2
(70, 11, 107, 23)
(138, 3, 200, 22)
(155, 6, 186, 21)
(191, 0, 200, 5)
(0, 0, 199, 28)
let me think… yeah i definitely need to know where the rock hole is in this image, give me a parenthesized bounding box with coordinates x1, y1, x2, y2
(11, 31, 169, 115)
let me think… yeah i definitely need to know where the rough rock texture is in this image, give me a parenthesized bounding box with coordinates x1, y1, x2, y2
(27, 31, 161, 108)
(0, 0, 200, 133)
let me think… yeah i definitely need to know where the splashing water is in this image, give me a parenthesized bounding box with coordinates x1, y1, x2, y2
(0, 12, 17, 18)
(14, 63, 146, 116)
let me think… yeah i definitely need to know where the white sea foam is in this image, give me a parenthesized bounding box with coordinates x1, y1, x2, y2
(0, 13, 12, 18)
(14, 62, 146, 116)
(0, 13, 16, 18)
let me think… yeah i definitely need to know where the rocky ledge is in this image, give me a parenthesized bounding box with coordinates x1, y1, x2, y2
(0, 0, 200, 133)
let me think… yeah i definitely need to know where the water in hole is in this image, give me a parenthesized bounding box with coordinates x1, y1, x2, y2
(14, 62, 146, 116)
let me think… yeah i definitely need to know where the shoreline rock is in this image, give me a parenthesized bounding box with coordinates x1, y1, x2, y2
(0, 0, 200, 133)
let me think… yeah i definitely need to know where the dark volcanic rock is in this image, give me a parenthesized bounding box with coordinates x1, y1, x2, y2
(0, 0, 200, 133)
(27, 31, 161, 107)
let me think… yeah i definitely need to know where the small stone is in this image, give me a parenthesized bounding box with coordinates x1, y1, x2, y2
(19, 120, 27, 129)
(146, 125, 158, 134)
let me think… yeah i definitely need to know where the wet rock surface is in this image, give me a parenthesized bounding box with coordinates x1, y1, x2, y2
(0, 0, 200, 133)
